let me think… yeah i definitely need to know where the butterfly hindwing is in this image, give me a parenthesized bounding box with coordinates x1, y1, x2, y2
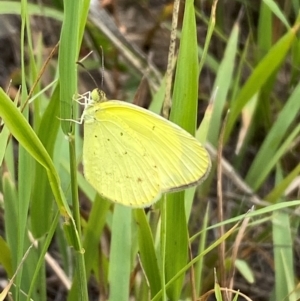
(94, 101, 210, 191)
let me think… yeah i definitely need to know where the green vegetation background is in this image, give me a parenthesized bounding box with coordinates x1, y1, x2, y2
(0, 0, 300, 301)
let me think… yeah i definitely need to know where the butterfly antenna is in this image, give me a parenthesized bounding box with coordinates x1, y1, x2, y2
(100, 45, 105, 88)
(76, 60, 99, 89)
(77, 47, 105, 89)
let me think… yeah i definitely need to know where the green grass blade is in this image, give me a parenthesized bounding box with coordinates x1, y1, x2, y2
(83, 196, 111, 276)
(0, 89, 83, 273)
(246, 82, 300, 189)
(208, 22, 239, 146)
(0, 1, 64, 21)
(58, 0, 81, 133)
(235, 259, 255, 284)
(27, 212, 60, 301)
(170, 4, 198, 134)
(265, 163, 300, 202)
(225, 23, 300, 141)
(2, 173, 18, 269)
(31, 84, 60, 238)
(263, 0, 290, 29)
(58, 2, 91, 297)
(194, 204, 210, 295)
(152, 222, 239, 301)
(214, 280, 222, 301)
(0, 236, 13, 278)
(16, 0, 33, 297)
(272, 210, 295, 300)
(108, 205, 132, 301)
(135, 209, 161, 298)
(165, 0, 199, 299)
(0, 125, 10, 167)
(0, 89, 71, 218)
(198, 0, 217, 75)
(258, 1, 272, 54)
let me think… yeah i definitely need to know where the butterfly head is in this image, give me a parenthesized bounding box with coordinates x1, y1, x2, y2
(75, 89, 108, 112)
(91, 88, 107, 104)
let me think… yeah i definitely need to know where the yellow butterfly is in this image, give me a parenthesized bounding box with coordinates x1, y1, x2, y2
(78, 89, 210, 208)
